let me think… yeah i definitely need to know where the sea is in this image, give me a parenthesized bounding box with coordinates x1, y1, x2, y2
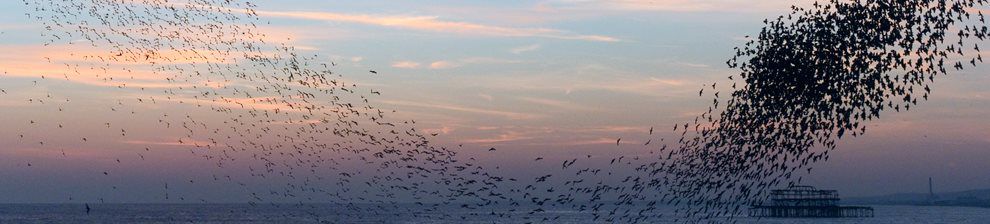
(0, 204, 987, 223)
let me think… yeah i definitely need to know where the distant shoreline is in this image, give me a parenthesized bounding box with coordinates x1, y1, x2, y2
(844, 188, 990, 208)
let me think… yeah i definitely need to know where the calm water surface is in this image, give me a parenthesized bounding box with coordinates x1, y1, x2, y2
(0, 204, 986, 223)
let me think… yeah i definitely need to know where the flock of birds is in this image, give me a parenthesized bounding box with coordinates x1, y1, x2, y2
(661, 0, 990, 220)
(6, 0, 990, 223)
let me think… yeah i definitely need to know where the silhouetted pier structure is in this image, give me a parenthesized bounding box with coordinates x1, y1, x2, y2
(749, 186, 873, 218)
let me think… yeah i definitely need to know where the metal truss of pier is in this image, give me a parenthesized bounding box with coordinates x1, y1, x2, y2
(749, 185, 874, 218)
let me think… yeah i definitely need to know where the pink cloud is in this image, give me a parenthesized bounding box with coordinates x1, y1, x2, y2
(391, 61, 421, 69)
(257, 10, 620, 42)
(462, 131, 536, 144)
(429, 61, 459, 69)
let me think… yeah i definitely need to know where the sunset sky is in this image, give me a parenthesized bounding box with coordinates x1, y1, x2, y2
(1, 0, 989, 203)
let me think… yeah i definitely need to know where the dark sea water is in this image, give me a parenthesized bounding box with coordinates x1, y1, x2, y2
(0, 204, 987, 223)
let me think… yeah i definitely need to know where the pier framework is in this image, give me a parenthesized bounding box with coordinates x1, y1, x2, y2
(749, 186, 873, 218)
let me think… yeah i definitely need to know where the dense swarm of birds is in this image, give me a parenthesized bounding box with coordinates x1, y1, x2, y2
(654, 0, 990, 221)
(10, 0, 990, 223)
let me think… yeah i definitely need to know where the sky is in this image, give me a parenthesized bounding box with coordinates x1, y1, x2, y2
(0, 0, 989, 203)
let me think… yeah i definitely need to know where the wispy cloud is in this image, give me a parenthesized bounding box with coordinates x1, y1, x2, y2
(462, 131, 536, 144)
(478, 93, 494, 101)
(422, 126, 456, 135)
(380, 100, 541, 120)
(122, 139, 214, 147)
(546, 0, 801, 12)
(410, 57, 524, 70)
(429, 60, 459, 69)
(674, 62, 711, 68)
(511, 44, 541, 54)
(0, 45, 218, 89)
(561, 137, 625, 146)
(517, 96, 598, 111)
(391, 60, 421, 69)
(257, 10, 620, 42)
(454, 64, 711, 98)
(461, 57, 525, 64)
